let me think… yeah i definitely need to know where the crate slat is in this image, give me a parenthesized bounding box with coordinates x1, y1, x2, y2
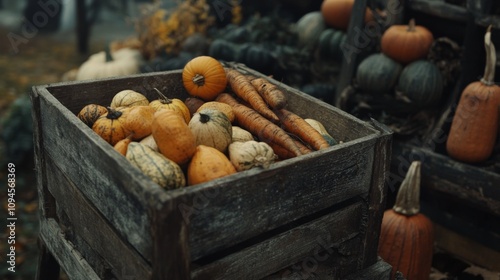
(39, 219, 101, 280)
(44, 155, 152, 279)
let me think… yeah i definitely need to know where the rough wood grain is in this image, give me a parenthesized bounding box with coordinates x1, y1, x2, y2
(36, 86, 161, 261)
(393, 142, 500, 216)
(45, 155, 152, 280)
(409, 0, 468, 22)
(36, 237, 60, 280)
(344, 258, 393, 280)
(359, 120, 393, 268)
(192, 202, 364, 280)
(39, 219, 101, 280)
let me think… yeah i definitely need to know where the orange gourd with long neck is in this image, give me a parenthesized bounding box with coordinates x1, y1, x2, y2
(446, 25, 500, 163)
(378, 161, 434, 280)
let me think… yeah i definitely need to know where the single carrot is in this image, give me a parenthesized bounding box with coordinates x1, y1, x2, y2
(225, 68, 280, 123)
(267, 141, 297, 160)
(275, 109, 330, 151)
(250, 77, 288, 110)
(216, 93, 302, 157)
(292, 138, 314, 155)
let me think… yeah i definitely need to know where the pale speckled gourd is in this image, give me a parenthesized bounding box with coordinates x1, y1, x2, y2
(76, 47, 143, 81)
(188, 108, 232, 152)
(110, 90, 149, 108)
(126, 142, 186, 189)
(231, 126, 254, 143)
(228, 140, 277, 171)
(139, 134, 159, 152)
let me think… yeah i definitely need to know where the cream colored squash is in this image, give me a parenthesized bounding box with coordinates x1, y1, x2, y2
(188, 109, 232, 152)
(126, 142, 186, 189)
(76, 47, 144, 81)
(228, 140, 277, 171)
(110, 90, 149, 108)
(232, 126, 254, 143)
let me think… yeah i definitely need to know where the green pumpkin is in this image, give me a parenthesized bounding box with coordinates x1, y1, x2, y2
(208, 39, 238, 62)
(356, 53, 403, 94)
(296, 11, 326, 47)
(236, 43, 275, 73)
(397, 60, 443, 108)
(318, 28, 346, 61)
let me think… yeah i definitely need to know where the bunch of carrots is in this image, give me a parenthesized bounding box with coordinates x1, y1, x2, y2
(216, 68, 332, 160)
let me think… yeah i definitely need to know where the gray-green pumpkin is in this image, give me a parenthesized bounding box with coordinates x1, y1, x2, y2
(356, 53, 403, 94)
(318, 28, 346, 60)
(208, 39, 238, 62)
(296, 11, 326, 47)
(397, 60, 443, 108)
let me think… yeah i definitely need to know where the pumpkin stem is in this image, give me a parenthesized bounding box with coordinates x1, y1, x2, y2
(407, 18, 416, 32)
(480, 25, 496, 86)
(192, 74, 205, 86)
(198, 113, 211, 123)
(106, 106, 122, 119)
(104, 45, 113, 62)
(153, 88, 173, 104)
(393, 161, 421, 216)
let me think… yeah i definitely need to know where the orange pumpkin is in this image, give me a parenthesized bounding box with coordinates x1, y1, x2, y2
(320, 0, 374, 31)
(446, 25, 500, 163)
(113, 134, 134, 156)
(378, 161, 434, 280)
(121, 105, 155, 140)
(78, 104, 107, 127)
(92, 107, 130, 145)
(187, 145, 236, 185)
(149, 88, 191, 123)
(381, 19, 434, 64)
(182, 56, 228, 101)
(151, 109, 196, 165)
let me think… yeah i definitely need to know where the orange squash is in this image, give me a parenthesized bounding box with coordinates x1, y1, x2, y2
(113, 134, 134, 156)
(381, 19, 434, 64)
(187, 145, 236, 185)
(151, 109, 196, 165)
(121, 105, 155, 140)
(149, 88, 191, 123)
(320, 0, 374, 31)
(446, 26, 500, 163)
(182, 56, 228, 101)
(378, 161, 434, 280)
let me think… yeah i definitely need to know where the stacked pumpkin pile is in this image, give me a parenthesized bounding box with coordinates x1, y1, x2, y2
(355, 19, 444, 112)
(76, 56, 336, 189)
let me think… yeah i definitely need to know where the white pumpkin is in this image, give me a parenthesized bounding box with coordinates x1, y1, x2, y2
(188, 109, 232, 153)
(231, 126, 254, 143)
(228, 141, 277, 171)
(76, 47, 144, 80)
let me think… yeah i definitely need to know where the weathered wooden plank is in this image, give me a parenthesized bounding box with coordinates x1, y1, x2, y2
(392, 142, 500, 216)
(39, 218, 101, 280)
(179, 135, 377, 260)
(409, 0, 468, 22)
(344, 258, 392, 280)
(192, 201, 364, 280)
(36, 85, 161, 261)
(30, 88, 57, 220)
(36, 237, 60, 280)
(359, 120, 393, 268)
(45, 155, 152, 280)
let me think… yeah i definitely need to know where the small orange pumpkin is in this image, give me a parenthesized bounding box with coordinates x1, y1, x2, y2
(187, 145, 237, 185)
(113, 134, 134, 156)
(78, 104, 107, 127)
(151, 109, 196, 165)
(320, 0, 374, 31)
(381, 19, 434, 64)
(92, 107, 129, 146)
(182, 56, 228, 101)
(149, 88, 191, 123)
(446, 25, 500, 163)
(378, 161, 434, 280)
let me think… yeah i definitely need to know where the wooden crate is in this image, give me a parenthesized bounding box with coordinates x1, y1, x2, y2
(31, 67, 392, 279)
